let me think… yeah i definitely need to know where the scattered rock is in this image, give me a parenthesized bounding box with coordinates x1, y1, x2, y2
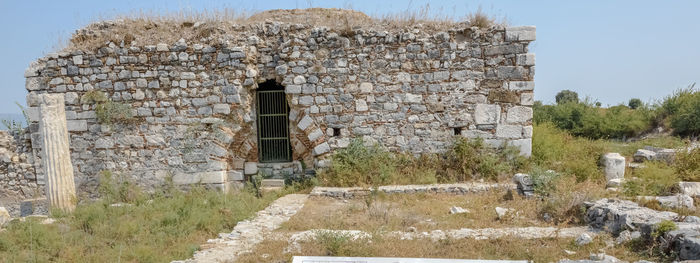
(513, 173, 534, 197)
(600, 153, 625, 181)
(638, 194, 695, 209)
(495, 207, 514, 220)
(633, 149, 656, 162)
(563, 249, 577, 255)
(585, 198, 677, 236)
(615, 230, 641, 244)
(449, 206, 470, 214)
(666, 229, 700, 260)
(606, 178, 625, 188)
(0, 207, 10, 227)
(685, 216, 700, 224)
(627, 163, 646, 169)
(679, 182, 700, 197)
(575, 233, 593, 246)
(407, 226, 417, 232)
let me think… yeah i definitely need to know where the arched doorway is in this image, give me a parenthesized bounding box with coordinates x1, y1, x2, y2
(256, 80, 292, 163)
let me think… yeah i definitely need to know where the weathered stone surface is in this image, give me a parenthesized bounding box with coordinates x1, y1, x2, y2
(0, 207, 10, 226)
(585, 198, 677, 235)
(666, 229, 700, 260)
(633, 149, 656, 162)
(16, 17, 536, 198)
(513, 173, 534, 197)
(449, 206, 470, 214)
(600, 153, 625, 181)
(638, 194, 695, 209)
(38, 94, 76, 212)
(244, 162, 258, 175)
(474, 104, 500, 125)
(680, 182, 700, 197)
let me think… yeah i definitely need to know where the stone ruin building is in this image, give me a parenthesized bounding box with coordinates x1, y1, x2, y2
(0, 9, 535, 214)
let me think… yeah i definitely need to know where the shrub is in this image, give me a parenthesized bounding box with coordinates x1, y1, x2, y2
(96, 101, 135, 125)
(660, 84, 700, 136)
(676, 148, 700, 181)
(531, 123, 607, 182)
(652, 220, 678, 238)
(628, 98, 643, 109)
(82, 90, 135, 125)
(623, 162, 679, 196)
(534, 100, 655, 140)
(317, 137, 528, 187)
(555, 90, 579, 104)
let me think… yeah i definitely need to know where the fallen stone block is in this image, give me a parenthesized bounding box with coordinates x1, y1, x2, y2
(680, 182, 700, 197)
(666, 229, 700, 260)
(633, 149, 656, 162)
(638, 194, 695, 209)
(600, 153, 625, 181)
(585, 198, 677, 236)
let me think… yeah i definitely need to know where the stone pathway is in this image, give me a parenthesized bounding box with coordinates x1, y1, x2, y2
(175, 194, 308, 263)
(311, 183, 516, 198)
(281, 227, 599, 253)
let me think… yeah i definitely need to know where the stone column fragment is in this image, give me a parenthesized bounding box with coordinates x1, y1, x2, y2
(38, 93, 76, 212)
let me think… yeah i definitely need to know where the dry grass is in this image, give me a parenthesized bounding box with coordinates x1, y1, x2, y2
(236, 233, 651, 263)
(281, 190, 550, 233)
(66, 6, 505, 52)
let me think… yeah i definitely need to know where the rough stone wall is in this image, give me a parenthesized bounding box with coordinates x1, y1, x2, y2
(0, 129, 42, 202)
(22, 22, 535, 194)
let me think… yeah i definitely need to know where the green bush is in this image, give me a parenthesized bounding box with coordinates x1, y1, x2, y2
(534, 100, 655, 140)
(658, 84, 700, 136)
(555, 90, 579, 104)
(317, 137, 528, 187)
(531, 123, 607, 182)
(623, 162, 680, 196)
(82, 90, 135, 125)
(628, 98, 643, 109)
(676, 148, 700, 181)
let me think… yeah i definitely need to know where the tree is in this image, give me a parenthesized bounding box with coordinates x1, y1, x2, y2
(628, 98, 643, 109)
(555, 90, 579, 104)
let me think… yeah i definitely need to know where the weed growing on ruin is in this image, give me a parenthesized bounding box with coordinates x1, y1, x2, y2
(675, 148, 700, 181)
(623, 162, 679, 196)
(81, 90, 135, 126)
(0, 172, 295, 262)
(318, 137, 527, 187)
(531, 123, 607, 182)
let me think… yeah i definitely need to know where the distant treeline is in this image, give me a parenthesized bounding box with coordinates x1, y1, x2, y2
(534, 84, 700, 139)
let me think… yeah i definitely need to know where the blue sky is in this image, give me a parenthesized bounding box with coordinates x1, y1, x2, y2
(0, 0, 698, 114)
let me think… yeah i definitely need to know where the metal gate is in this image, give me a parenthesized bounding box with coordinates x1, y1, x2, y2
(256, 89, 292, 162)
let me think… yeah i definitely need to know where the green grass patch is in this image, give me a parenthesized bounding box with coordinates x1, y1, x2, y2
(0, 172, 294, 262)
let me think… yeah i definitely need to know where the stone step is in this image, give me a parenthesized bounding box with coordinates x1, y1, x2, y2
(261, 179, 285, 188)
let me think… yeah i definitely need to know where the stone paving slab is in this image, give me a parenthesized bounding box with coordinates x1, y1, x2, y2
(282, 227, 599, 254)
(174, 193, 308, 263)
(292, 256, 528, 263)
(311, 183, 517, 199)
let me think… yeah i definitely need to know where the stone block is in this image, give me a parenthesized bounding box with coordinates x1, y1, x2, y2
(508, 139, 532, 157)
(474, 104, 500, 125)
(66, 120, 87, 132)
(508, 81, 534, 91)
(496, 125, 522, 139)
(600, 153, 625, 181)
(261, 179, 285, 188)
(633, 149, 656, 162)
(308, 128, 323, 141)
(355, 99, 368, 111)
(680, 182, 700, 197)
(244, 162, 258, 175)
(506, 106, 533, 124)
(313, 142, 331, 156)
(520, 93, 534, 106)
(173, 171, 227, 185)
(405, 93, 422, 103)
(297, 116, 313, 131)
(213, 104, 230, 114)
(227, 170, 244, 181)
(506, 26, 536, 41)
(517, 53, 536, 66)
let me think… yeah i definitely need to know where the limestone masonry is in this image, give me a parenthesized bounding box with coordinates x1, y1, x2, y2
(2, 11, 535, 204)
